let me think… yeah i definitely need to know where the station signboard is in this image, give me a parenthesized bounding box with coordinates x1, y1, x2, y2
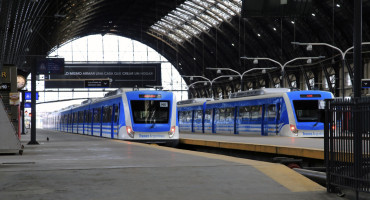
(0, 83, 11, 91)
(36, 58, 65, 74)
(24, 92, 39, 100)
(362, 79, 370, 88)
(44, 63, 161, 88)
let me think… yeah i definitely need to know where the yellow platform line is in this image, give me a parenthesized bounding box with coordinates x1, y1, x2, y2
(180, 138, 324, 160)
(113, 140, 325, 192)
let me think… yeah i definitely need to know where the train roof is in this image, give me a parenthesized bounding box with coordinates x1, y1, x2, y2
(177, 98, 213, 106)
(229, 88, 291, 99)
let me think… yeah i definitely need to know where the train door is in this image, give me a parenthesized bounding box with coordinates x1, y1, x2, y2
(263, 104, 280, 136)
(204, 108, 212, 133)
(225, 107, 235, 134)
(275, 103, 281, 135)
(191, 110, 195, 133)
(261, 105, 266, 136)
(112, 104, 120, 139)
(234, 107, 239, 134)
(212, 108, 216, 133)
(100, 106, 103, 137)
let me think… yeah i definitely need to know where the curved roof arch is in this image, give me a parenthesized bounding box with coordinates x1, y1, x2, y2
(1, 0, 370, 89)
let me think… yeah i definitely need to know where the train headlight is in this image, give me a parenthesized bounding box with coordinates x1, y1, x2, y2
(168, 126, 176, 138)
(126, 126, 135, 138)
(290, 124, 298, 135)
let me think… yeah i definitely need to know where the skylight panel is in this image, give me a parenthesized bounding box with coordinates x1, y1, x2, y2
(152, 25, 166, 34)
(150, 0, 242, 43)
(183, 25, 200, 35)
(158, 21, 174, 30)
(164, 16, 182, 26)
(175, 29, 191, 39)
(201, 14, 220, 26)
(168, 33, 183, 43)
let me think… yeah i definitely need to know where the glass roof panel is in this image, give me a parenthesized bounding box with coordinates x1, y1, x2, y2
(150, 0, 242, 43)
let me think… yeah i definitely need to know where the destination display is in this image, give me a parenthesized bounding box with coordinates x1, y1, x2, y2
(44, 63, 161, 88)
(37, 58, 65, 74)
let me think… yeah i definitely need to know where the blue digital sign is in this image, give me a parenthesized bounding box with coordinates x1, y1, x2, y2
(24, 92, 39, 100)
(36, 58, 65, 74)
(24, 102, 31, 108)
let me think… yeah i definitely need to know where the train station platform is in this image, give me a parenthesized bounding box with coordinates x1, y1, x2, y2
(180, 133, 325, 160)
(0, 129, 343, 200)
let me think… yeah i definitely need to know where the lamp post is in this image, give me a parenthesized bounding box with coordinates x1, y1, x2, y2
(187, 81, 209, 98)
(183, 76, 212, 98)
(206, 67, 277, 91)
(241, 56, 325, 88)
(209, 75, 239, 99)
(291, 42, 370, 98)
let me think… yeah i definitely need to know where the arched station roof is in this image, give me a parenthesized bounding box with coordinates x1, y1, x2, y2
(1, 0, 370, 90)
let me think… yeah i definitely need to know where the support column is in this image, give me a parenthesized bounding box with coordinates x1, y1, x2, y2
(28, 62, 38, 145)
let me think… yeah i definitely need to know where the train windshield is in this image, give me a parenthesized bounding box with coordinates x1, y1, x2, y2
(293, 100, 324, 122)
(130, 100, 170, 124)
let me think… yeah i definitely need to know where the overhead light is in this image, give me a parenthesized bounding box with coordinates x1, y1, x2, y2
(307, 58, 312, 64)
(204, 82, 207, 86)
(257, 33, 261, 37)
(190, 76, 193, 81)
(229, 77, 233, 81)
(179, 63, 181, 66)
(253, 59, 258, 64)
(193, 57, 196, 60)
(216, 69, 221, 74)
(231, 43, 235, 46)
(311, 13, 316, 17)
(306, 44, 313, 51)
(291, 21, 295, 24)
(262, 69, 266, 74)
(336, 4, 340, 7)
(273, 27, 277, 31)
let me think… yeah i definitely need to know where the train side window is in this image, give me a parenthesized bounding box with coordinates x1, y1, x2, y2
(114, 105, 119, 123)
(267, 105, 276, 120)
(103, 106, 113, 123)
(186, 111, 192, 122)
(87, 110, 92, 123)
(205, 109, 212, 122)
(239, 106, 251, 122)
(225, 108, 234, 121)
(251, 106, 261, 121)
(195, 110, 202, 122)
(78, 111, 84, 123)
(74, 112, 78, 123)
(93, 108, 101, 123)
(179, 111, 184, 122)
(219, 108, 225, 121)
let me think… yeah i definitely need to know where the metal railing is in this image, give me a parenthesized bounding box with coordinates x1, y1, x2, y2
(325, 97, 370, 199)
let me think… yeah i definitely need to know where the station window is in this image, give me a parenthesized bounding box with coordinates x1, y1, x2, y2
(78, 111, 84, 123)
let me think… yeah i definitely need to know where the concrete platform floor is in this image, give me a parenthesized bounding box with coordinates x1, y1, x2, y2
(0, 129, 346, 200)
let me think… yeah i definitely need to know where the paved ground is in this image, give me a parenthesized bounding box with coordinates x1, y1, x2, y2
(0, 129, 346, 200)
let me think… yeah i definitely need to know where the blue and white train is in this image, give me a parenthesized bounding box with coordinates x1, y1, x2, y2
(44, 89, 179, 146)
(177, 88, 333, 137)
